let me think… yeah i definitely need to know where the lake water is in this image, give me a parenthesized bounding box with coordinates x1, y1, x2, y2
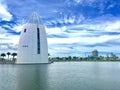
(0, 62, 120, 90)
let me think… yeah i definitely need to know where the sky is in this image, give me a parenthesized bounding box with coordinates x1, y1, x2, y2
(0, 0, 120, 57)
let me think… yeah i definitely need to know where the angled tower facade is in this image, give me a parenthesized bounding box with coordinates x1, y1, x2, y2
(17, 12, 48, 64)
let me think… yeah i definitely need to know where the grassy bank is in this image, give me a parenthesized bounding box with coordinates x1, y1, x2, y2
(52, 60, 120, 62)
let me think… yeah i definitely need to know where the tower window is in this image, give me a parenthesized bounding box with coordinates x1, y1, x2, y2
(37, 28, 40, 54)
(22, 45, 28, 47)
(24, 29, 26, 32)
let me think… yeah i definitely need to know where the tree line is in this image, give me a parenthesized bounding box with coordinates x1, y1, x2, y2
(0, 52, 17, 61)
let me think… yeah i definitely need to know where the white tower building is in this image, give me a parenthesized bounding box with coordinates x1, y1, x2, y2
(17, 12, 48, 64)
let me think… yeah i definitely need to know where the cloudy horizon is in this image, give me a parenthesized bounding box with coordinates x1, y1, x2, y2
(0, 0, 120, 57)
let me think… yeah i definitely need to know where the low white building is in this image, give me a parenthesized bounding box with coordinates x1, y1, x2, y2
(17, 12, 48, 64)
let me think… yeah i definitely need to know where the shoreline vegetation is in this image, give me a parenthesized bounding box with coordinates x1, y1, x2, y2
(0, 52, 17, 64)
(0, 59, 16, 64)
(0, 59, 120, 64)
(0, 51, 120, 64)
(0, 58, 120, 64)
(51, 60, 120, 62)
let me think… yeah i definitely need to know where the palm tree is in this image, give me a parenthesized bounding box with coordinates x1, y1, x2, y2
(48, 53, 50, 61)
(0, 53, 6, 59)
(11, 52, 17, 60)
(48, 53, 50, 56)
(6, 52, 11, 60)
(68, 56, 72, 60)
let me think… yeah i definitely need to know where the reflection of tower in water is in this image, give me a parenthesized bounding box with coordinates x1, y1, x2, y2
(15, 65, 49, 90)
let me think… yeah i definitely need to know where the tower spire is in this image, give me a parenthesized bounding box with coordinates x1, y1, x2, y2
(25, 12, 43, 24)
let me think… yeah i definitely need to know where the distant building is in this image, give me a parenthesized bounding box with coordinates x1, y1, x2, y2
(106, 53, 109, 58)
(110, 53, 114, 58)
(105, 53, 109, 60)
(110, 53, 117, 60)
(92, 50, 98, 57)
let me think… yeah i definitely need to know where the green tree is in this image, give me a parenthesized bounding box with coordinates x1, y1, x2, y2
(99, 56, 104, 60)
(6, 52, 11, 60)
(0, 53, 6, 59)
(73, 56, 77, 60)
(11, 53, 17, 60)
(68, 56, 72, 60)
(48, 53, 50, 56)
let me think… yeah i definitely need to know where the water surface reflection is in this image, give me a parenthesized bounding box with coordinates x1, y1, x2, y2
(1, 62, 120, 90)
(16, 64, 49, 90)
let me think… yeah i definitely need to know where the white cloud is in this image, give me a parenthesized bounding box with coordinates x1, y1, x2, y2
(81, 21, 120, 32)
(82, 35, 120, 44)
(64, 15, 76, 24)
(69, 18, 120, 32)
(46, 16, 120, 46)
(0, 0, 12, 21)
(48, 37, 80, 45)
(0, 25, 19, 53)
(46, 17, 120, 57)
(46, 27, 63, 34)
(0, 27, 7, 34)
(12, 24, 23, 32)
(48, 34, 120, 46)
(0, 34, 19, 53)
(74, 0, 82, 4)
(0, 35, 19, 45)
(65, 0, 100, 6)
(104, 21, 120, 32)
